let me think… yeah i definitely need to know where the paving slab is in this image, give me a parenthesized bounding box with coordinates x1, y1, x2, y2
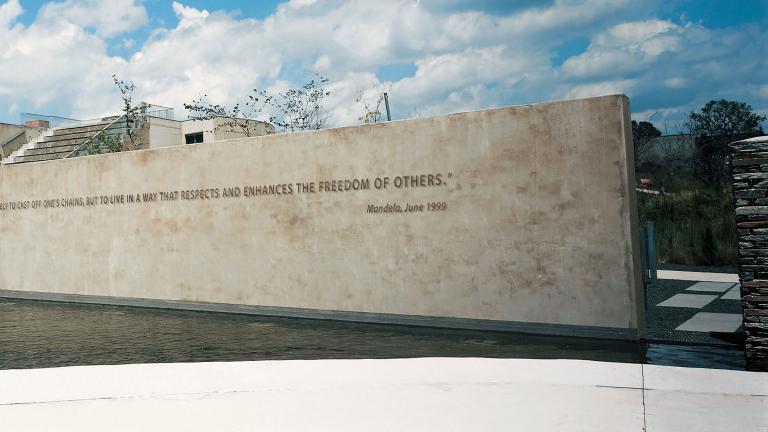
(643, 364, 768, 432)
(685, 282, 737, 293)
(0, 359, 764, 431)
(658, 270, 739, 283)
(0, 359, 643, 432)
(676, 313, 743, 333)
(721, 287, 741, 300)
(657, 293, 718, 309)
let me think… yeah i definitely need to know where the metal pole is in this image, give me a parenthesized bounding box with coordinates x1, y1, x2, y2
(384, 92, 391, 121)
(647, 222, 657, 281)
(639, 227, 649, 284)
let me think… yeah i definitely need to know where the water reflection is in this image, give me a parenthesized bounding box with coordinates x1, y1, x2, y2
(0, 298, 744, 370)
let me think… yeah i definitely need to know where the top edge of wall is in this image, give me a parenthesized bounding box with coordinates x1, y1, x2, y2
(229, 94, 630, 142)
(0, 94, 629, 169)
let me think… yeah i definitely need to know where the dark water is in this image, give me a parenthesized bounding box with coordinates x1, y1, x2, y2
(0, 298, 745, 371)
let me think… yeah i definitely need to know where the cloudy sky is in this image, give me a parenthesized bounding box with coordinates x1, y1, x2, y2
(0, 0, 766, 133)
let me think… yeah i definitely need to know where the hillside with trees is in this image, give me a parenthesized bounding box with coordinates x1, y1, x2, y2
(636, 100, 766, 266)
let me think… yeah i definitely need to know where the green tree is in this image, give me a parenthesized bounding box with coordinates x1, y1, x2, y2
(687, 100, 766, 188)
(632, 120, 661, 168)
(112, 74, 147, 150)
(185, 74, 330, 134)
(689, 99, 765, 137)
(356, 85, 389, 124)
(81, 134, 124, 155)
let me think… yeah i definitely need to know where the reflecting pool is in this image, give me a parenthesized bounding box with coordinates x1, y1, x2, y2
(0, 298, 744, 370)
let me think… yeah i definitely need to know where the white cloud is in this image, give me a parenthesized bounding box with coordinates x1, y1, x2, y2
(760, 85, 768, 100)
(664, 77, 686, 89)
(0, 2, 123, 114)
(172, 1, 209, 29)
(392, 46, 533, 107)
(632, 107, 683, 122)
(313, 55, 331, 72)
(0, 0, 21, 30)
(566, 79, 636, 99)
(557, 17, 768, 128)
(0, 0, 765, 132)
(562, 20, 685, 79)
(38, 0, 148, 37)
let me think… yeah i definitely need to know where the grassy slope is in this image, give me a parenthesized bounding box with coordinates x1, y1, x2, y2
(637, 188, 737, 266)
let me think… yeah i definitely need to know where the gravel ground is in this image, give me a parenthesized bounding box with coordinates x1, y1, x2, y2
(645, 278, 743, 346)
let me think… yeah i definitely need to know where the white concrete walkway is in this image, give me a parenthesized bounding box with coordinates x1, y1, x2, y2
(658, 269, 739, 283)
(0, 358, 765, 431)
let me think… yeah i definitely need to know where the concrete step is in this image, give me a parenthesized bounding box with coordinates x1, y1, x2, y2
(43, 128, 128, 145)
(11, 151, 71, 163)
(25, 144, 80, 156)
(38, 131, 127, 148)
(43, 124, 113, 141)
(53, 122, 113, 136)
(44, 130, 102, 142)
(38, 136, 91, 147)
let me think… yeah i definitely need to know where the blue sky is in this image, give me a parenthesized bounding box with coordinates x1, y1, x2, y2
(1, 0, 767, 132)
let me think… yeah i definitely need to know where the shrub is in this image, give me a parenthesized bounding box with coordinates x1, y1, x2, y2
(637, 187, 737, 266)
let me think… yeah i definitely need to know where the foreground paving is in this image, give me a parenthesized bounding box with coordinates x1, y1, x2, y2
(657, 270, 739, 283)
(0, 358, 765, 431)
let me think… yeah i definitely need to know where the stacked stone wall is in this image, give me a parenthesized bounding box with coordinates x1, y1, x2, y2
(730, 137, 768, 371)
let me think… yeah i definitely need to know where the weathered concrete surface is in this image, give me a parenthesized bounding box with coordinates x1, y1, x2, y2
(0, 95, 643, 336)
(146, 116, 182, 149)
(0, 358, 764, 431)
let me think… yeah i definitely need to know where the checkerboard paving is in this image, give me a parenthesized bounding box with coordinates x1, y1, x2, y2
(651, 272, 744, 341)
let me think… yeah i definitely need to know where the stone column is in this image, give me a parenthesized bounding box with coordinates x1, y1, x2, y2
(731, 136, 768, 372)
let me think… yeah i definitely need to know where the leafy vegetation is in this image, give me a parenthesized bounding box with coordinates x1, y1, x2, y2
(632, 120, 661, 167)
(81, 133, 124, 155)
(184, 74, 330, 135)
(112, 74, 147, 150)
(356, 85, 389, 124)
(637, 186, 736, 266)
(635, 99, 766, 267)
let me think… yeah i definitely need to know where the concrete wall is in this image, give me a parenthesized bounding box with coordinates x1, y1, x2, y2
(213, 117, 274, 140)
(181, 118, 274, 144)
(181, 118, 215, 144)
(0, 123, 24, 144)
(0, 129, 25, 159)
(0, 123, 25, 159)
(0, 124, 44, 159)
(147, 117, 182, 149)
(0, 95, 643, 338)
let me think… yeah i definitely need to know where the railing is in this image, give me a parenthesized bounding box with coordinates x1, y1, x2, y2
(20, 113, 81, 129)
(144, 104, 174, 120)
(64, 115, 129, 159)
(22, 103, 172, 129)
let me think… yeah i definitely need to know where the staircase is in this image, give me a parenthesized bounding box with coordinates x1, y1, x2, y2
(2, 117, 124, 165)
